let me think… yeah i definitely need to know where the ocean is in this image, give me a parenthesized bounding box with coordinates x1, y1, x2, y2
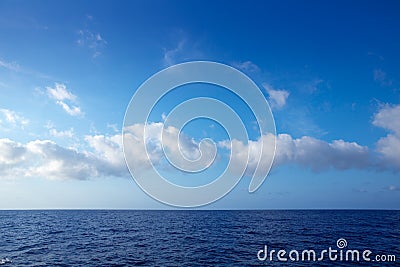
(0, 210, 398, 266)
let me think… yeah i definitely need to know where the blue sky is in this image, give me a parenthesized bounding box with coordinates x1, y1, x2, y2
(0, 0, 399, 209)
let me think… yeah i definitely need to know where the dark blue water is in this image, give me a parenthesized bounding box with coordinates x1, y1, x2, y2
(0, 210, 398, 266)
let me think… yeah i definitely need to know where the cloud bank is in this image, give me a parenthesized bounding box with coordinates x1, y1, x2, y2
(0, 136, 126, 180)
(1, 105, 399, 181)
(0, 122, 214, 180)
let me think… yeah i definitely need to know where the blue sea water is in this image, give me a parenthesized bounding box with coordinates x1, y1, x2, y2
(0, 210, 398, 266)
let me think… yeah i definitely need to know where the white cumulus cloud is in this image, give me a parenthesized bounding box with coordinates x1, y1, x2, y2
(0, 136, 127, 180)
(0, 122, 215, 181)
(373, 104, 400, 171)
(220, 133, 370, 176)
(46, 83, 76, 101)
(123, 122, 216, 172)
(85, 134, 126, 173)
(2, 103, 400, 182)
(263, 83, 290, 109)
(274, 134, 370, 171)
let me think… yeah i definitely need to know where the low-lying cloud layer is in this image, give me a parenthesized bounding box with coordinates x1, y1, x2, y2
(0, 136, 126, 180)
(0, 105, 399, 180)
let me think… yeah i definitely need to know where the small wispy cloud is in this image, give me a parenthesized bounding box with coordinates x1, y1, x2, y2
(46, 122, 74, 138)
(56, 101, 82, 117)
(47, 83, 77, 101)
(232, 61, 260, 73)
(0, 59, 20, 72)
(162, 34, 204, 66)
(301, 78, 324, 94)
(49, 128, 74, 138)
(263, 83, 290, 109)
(46, 83, 83, 117)
(387, 185, 400, 191)
(367, 51, 384, 61)
(373, 69, 393, 86)
(161, 112, 167, 121)
(163, 40, 186, 66)
(76, 15, 107, 58)
(0, 58, 52, 80)
(107, 123, 119, 133)
(353, 188, 368, 193)
(0, 108, 29, 130)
